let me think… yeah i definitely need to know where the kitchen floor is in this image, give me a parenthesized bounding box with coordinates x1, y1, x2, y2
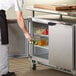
(9, 58, 72, 76)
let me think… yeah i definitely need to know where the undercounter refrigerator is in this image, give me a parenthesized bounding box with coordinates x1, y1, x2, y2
(27, 17, 76, 75)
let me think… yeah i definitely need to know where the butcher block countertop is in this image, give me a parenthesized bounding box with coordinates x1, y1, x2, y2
(34, 4, 76, 10)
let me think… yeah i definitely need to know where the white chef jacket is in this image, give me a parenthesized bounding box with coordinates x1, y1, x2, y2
(0, 0, 24, 11)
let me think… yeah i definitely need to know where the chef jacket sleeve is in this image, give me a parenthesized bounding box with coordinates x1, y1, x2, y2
(14, 0, 24, 11)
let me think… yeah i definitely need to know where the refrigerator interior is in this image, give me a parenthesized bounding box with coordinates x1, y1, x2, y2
(32, 22, 49, 59)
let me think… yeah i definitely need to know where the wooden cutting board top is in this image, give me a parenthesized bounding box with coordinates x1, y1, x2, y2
(34, 4, 76, 10)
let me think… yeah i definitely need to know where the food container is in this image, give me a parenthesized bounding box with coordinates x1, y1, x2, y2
(37, 39, 47, 46)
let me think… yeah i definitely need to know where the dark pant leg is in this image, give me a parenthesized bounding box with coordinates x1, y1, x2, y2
(0, 10, 9, 45)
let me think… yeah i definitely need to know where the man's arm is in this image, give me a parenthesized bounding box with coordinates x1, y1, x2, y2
(16, 11, 32, 41)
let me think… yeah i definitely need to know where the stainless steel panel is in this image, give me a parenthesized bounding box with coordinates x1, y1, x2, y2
(74, 25, 76, 70)
(49, 23, 73, 70)
(28, 18, 34, 57)
(8, 20, 28, 57)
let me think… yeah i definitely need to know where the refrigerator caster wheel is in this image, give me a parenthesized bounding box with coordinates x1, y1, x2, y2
(32, 64, 36, 70)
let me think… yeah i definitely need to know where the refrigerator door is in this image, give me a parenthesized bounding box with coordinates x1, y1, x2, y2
(8, 20, 28, 57)
(49, 23, 73, 70)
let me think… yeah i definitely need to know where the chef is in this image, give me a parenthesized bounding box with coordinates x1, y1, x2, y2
(0, 0, 32, 76)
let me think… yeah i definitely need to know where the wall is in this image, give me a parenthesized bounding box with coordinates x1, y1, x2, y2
(7, 0, 76, 19)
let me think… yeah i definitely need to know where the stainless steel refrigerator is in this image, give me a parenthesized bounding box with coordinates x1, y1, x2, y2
(28, 17, 76, 75)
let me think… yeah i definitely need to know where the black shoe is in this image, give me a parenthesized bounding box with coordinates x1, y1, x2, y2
(2, 72, 16, 76)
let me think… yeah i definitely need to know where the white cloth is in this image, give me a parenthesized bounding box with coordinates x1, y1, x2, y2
(0, 43, 9, 75)
(0, 0, 24, 11)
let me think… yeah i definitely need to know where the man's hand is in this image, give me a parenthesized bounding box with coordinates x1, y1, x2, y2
(24, 33, 32, 41)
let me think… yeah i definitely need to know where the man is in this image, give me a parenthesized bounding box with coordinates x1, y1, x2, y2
(0, 0, 32, 76)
